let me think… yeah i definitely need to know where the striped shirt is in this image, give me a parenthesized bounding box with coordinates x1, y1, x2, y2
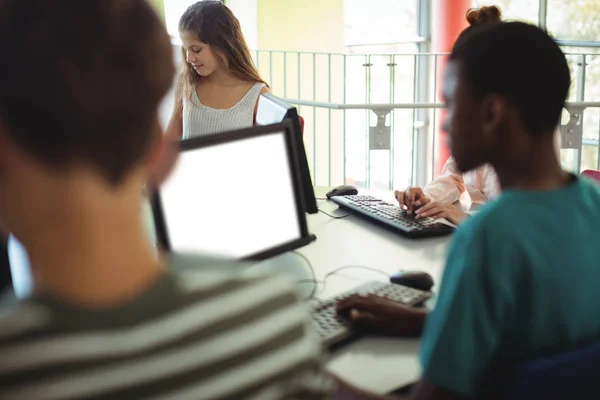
(0, 263, 333, 399)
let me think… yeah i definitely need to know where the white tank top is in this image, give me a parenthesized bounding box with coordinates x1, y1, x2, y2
(182, 82, 265, 139)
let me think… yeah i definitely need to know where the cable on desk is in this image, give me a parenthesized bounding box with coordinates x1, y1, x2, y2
(324, 265, 391, 280)
(317, 208, 353, 219)
(315, 198, 352, 219)
(291, 251, 319, 300)
(292, 256, 393, 302)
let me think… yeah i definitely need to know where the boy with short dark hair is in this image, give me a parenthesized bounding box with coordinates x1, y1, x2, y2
(0, 1, 333, 398)
(339, 22, 600, 400)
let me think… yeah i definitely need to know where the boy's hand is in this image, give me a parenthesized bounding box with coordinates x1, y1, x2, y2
(336, 294, 427, 337)
(395, 187, 430, 215)
(415, 202, 468, 225)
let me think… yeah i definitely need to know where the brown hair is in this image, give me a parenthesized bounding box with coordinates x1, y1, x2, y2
(453, 5, 503, 52)
(0, 0, 174, 184)
(466, 5, 502, 27)
(176, 1, 267, 113)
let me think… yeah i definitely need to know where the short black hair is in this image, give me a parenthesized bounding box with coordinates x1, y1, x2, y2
(450, 22, 571, 137)
(0, 0, 174, 184)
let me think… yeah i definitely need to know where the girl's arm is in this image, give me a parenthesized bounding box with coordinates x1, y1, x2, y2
(422, 157, 465, 204)
(165, 99, 183, 140)
(148, 84, 184, 188)
(165, 75, 184, 140)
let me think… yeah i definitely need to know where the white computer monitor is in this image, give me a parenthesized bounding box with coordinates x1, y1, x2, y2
(152, 122, 315, 260)
(255, 93, 318, 214)
(255, 94, 289, 126)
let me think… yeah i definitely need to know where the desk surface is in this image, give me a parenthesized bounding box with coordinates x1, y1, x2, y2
(301, 187, 455, 394)
(2, 187, 456, 394)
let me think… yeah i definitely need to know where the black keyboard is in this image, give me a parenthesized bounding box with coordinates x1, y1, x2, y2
(311, 281, 431, 347)
(330, 195, 455, 238)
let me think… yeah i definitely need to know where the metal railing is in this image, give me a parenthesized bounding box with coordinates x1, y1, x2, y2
(252, 49, 600, 190)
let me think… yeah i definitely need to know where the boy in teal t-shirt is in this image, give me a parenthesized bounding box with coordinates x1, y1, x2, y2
(419, 176, 600, 397)
(336, 22, 600, 400)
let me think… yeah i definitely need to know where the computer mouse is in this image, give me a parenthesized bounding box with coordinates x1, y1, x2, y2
(390, 271, 434, 291)
(326, 184, 358, 198)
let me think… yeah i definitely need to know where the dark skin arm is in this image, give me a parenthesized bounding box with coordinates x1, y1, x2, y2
(336, 294, 428, 337)
(336, 296, 467, 400)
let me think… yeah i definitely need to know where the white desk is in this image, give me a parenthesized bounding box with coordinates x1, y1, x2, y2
(1, 187, 456, 395)
(300, 187, 454, 394)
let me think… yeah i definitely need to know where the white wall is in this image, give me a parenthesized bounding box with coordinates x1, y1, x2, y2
(164, 0, 197, 37)
(226, 0, 258, 50)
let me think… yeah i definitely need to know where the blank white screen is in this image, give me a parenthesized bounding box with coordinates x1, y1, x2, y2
(255, 96, 287, 126)
(160, 131, 302, 259)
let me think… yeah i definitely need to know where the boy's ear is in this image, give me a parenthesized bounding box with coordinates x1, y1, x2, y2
(146, 119, 180, 190)
(480, 93, 510, 149)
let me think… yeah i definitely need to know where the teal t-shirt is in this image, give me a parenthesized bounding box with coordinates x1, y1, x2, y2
(419, 176, 600, 398)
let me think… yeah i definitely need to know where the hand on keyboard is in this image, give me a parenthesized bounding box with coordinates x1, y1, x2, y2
(336, 294, 428, 337)
(415, 201, 468, 225)
(395, 187, 431, 215)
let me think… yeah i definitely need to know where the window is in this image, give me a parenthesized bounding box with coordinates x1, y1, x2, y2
(343, 0, 419, 46)
(547, 0, 600, 41)
(472, 0, 539, 25)
(473, 0, 600, 172)
(561, 47, 600, 171)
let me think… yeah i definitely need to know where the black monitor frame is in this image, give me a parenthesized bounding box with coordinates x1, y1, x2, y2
(0, 240, 11, 293)
(151, 121, 316, 262)
(257, 93, 318, 214)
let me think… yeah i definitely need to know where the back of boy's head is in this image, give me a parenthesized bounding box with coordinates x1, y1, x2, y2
(450, 22, 571, 137)
(0, 0, 174, 184)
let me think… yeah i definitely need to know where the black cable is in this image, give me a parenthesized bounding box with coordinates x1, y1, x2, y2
(315, 198, 352, 219)
(317, 209, 353, 219)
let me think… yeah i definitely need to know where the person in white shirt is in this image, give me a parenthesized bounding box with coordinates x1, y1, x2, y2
(395, 6, 504, 225)
(166, 1, 270, 139)
(396, 157, 500, 225)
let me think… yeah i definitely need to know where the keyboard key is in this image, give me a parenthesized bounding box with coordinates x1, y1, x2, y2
(312, 281, 431, 347)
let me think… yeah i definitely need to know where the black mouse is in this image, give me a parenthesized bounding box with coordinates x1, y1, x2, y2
(326, 184, 358, 198)
(390, 271, 434, 291)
